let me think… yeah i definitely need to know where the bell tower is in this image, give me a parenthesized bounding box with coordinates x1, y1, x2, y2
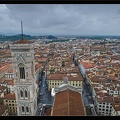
(10, 21, 37, 116)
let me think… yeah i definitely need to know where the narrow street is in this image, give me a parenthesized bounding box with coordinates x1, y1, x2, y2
(81, 75, 97, 116)
(78, 66, 97, 115)
(36, 71, 52, 116)
(73, 58, 94, 106)
(82, 81, 93, 106)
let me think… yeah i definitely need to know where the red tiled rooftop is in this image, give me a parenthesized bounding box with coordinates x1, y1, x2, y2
(114, 96, 120, 103)
(0, 64, 11, 73)
(35, 63, 43, 67)
(38, 57, 47, 62)
(7, 68, 13, 73)
(47, 73, 83, 81)
(13, 39, 34, 44)
(96, 65, 106, 69)
(44, 107, 52, 116)
(81, 61, 96, 69)
(35, 63, 43, 72)
(97, 96, 113, 103)
(3, 93, 16, 100)
(6, 80, 14, 85)
(112, 103, 120, 111)
(51, 89, 85, 116)
(0, 105, 8, 115)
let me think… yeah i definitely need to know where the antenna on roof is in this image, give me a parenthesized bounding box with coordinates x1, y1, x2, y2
(21, 20, 24, 40)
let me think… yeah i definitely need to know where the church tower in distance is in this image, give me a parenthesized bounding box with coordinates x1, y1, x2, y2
(10, 21, 37, 116)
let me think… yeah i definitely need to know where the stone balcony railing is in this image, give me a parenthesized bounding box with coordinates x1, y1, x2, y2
(54, 84, 81, 93)
(10, 43, 35, 50)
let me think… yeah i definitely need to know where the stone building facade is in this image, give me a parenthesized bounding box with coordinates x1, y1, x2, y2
(10, 39, 37, 116)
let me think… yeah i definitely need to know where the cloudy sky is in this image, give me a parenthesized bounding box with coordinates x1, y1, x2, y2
(0, 4, 120, 36)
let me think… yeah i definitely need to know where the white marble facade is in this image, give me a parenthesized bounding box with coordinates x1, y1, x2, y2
(10, 42, 37, 116)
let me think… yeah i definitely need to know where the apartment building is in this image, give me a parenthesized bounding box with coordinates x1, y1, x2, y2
(3, 93, 17, 115)
(96, 95, 113, 116)
(5, 79, 14, 94)
(4, 68, 14, 78)
(47, 73, 83, 91)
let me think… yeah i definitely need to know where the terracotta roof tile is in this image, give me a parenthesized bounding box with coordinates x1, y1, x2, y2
(0, 64, 11, 73)
(13, 39, 34, 44)
(3, 93, 16, 100)
(51, 89, 85, 116)
(47, 73, 83, 81)
(114, 96, 120, 103)
(81, 61, 96, 69)
(44, 107, 52, 116)
(0, 105, 8, 115)
(38, 57, 47, 62)
(112, 103, 120, 111)
(7, 68, 13, 73)
(6, 80, 14, 85)
(97, 96, 113, 103)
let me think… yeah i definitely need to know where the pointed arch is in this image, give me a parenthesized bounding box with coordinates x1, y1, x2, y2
(25, 89, 28, 98)
(31, 61, 34, 77)
(26, 106, 29, 113)
(22, 106, 25, 113)
(18, 63, 25, 79)
(20, 90, 23, 98)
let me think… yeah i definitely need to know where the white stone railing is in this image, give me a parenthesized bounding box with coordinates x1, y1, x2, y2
(10, 43, 35, 50)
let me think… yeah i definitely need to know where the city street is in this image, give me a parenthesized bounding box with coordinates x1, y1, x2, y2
(81, 75, 97, 115)
(73, 59, 94, 106)
(38, 72, 52, 104)
(36, 71, 53, 116)
(82, 81, 93, 106)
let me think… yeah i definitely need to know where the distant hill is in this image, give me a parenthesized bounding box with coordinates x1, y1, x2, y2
(76, 35, 120, 40)
(36, 35, 57, 39)
(0, 34, 35, 42)
(0, 34, 57, 42)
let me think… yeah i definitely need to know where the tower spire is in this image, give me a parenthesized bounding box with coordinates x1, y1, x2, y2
(21, 21, 24, 40)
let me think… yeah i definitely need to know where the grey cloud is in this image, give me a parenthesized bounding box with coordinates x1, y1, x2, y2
(0, 4, 120, 35)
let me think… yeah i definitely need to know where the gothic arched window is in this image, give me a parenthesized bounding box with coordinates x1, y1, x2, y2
(19, 63, 25, 79)
(22, 106, 25, 113)
(31, 62, 34, 77)
(26, 106, 29, 113)
(25, 90, 28, 98)
(20, 90, 23, 98)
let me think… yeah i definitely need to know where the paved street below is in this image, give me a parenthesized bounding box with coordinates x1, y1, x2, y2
(81, 75, 97, 116)
(82, 81, 94, 106)
(36, 72, 53, 116)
